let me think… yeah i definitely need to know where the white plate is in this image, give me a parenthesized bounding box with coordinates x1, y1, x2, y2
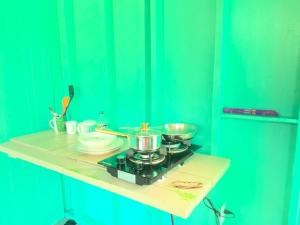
(77, 138, 123, 155)
(79, 132, 116, 147)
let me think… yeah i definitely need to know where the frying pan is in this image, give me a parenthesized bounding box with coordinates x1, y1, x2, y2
(159, 123, 198, 142)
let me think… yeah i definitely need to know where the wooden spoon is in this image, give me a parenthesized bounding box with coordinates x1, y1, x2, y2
(62, 96, 70, 116)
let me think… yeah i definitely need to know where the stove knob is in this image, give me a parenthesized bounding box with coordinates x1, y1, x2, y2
(127, 149, 134, 157)
(117, 155, 126, 165)
(136, 161, 143, 171)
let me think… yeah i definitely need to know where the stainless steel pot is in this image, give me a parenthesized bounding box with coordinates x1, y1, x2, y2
(128, 123, 161, 153)
(159, 123, 198, 142)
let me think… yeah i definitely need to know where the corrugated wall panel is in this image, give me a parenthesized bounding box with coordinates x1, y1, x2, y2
(1, 0, 299, 225)
(0, 0, 65, 224)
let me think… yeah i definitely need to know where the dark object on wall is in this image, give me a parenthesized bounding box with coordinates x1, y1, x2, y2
(69, 85, 74, 99)
(64, 219, 77, 225)
(63, 85, 75, 116)
(223, 107, 279, 116)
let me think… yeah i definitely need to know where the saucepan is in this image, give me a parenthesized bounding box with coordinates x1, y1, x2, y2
(97, 123, 161, 153)
(126, 123, 161, 153)
(158, 123, 198, 142)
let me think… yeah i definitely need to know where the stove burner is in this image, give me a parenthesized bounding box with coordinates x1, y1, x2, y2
(98, 144, 201, 185)
(165, 144, 189, 154)
(161, 141, 181, 149)
(128, 151, 166, 165)
(161, 140, 190, 154)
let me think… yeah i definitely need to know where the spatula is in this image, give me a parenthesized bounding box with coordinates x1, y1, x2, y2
(62, 85, 74, 116)
(62, 96, 70, 116)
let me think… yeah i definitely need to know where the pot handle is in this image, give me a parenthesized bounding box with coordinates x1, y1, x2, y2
(141, 122, 149, 132)
(95, 128, 128, 138)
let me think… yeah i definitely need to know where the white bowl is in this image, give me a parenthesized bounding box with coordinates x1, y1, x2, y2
(78, 132, 116, 147)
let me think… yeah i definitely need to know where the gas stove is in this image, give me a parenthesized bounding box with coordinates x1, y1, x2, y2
(98, 144, 201, 185)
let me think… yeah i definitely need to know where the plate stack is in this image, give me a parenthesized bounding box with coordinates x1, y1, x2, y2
(77, 132, 123, 155)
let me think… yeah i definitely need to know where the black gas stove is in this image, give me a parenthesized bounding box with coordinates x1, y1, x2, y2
(98, 144, 201, 185)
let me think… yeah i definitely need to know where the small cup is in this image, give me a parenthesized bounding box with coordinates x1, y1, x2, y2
(66, 121, 78, 134)
(77, 120, 96, 135)
(49, 116, 66, 133)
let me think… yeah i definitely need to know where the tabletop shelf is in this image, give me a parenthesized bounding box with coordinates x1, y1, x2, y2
(0, 130, 230, 219)
(221, 113, 298, 125)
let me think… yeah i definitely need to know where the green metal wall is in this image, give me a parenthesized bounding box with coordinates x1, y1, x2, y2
(0, 0, 65, 224)
(214, 1, 300, 225)
(0, 0, 299, 225)
(58, 0, 217, 224)
(61, 0, 216, 149)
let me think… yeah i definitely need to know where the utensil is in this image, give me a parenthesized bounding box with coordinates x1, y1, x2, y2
(49, 107, 59, 117)
(62, 96, 70, 116)
(69, 85, 74, 99)
(63, 85, 74, 116)
(96, 123, 161, 152)
(159, 123, 198, 142)
(127, 123, 161, 153)
(95, 128, 128, 138)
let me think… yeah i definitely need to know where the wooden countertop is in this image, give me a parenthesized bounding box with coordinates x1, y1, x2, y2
(0, 130, 230, 218)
